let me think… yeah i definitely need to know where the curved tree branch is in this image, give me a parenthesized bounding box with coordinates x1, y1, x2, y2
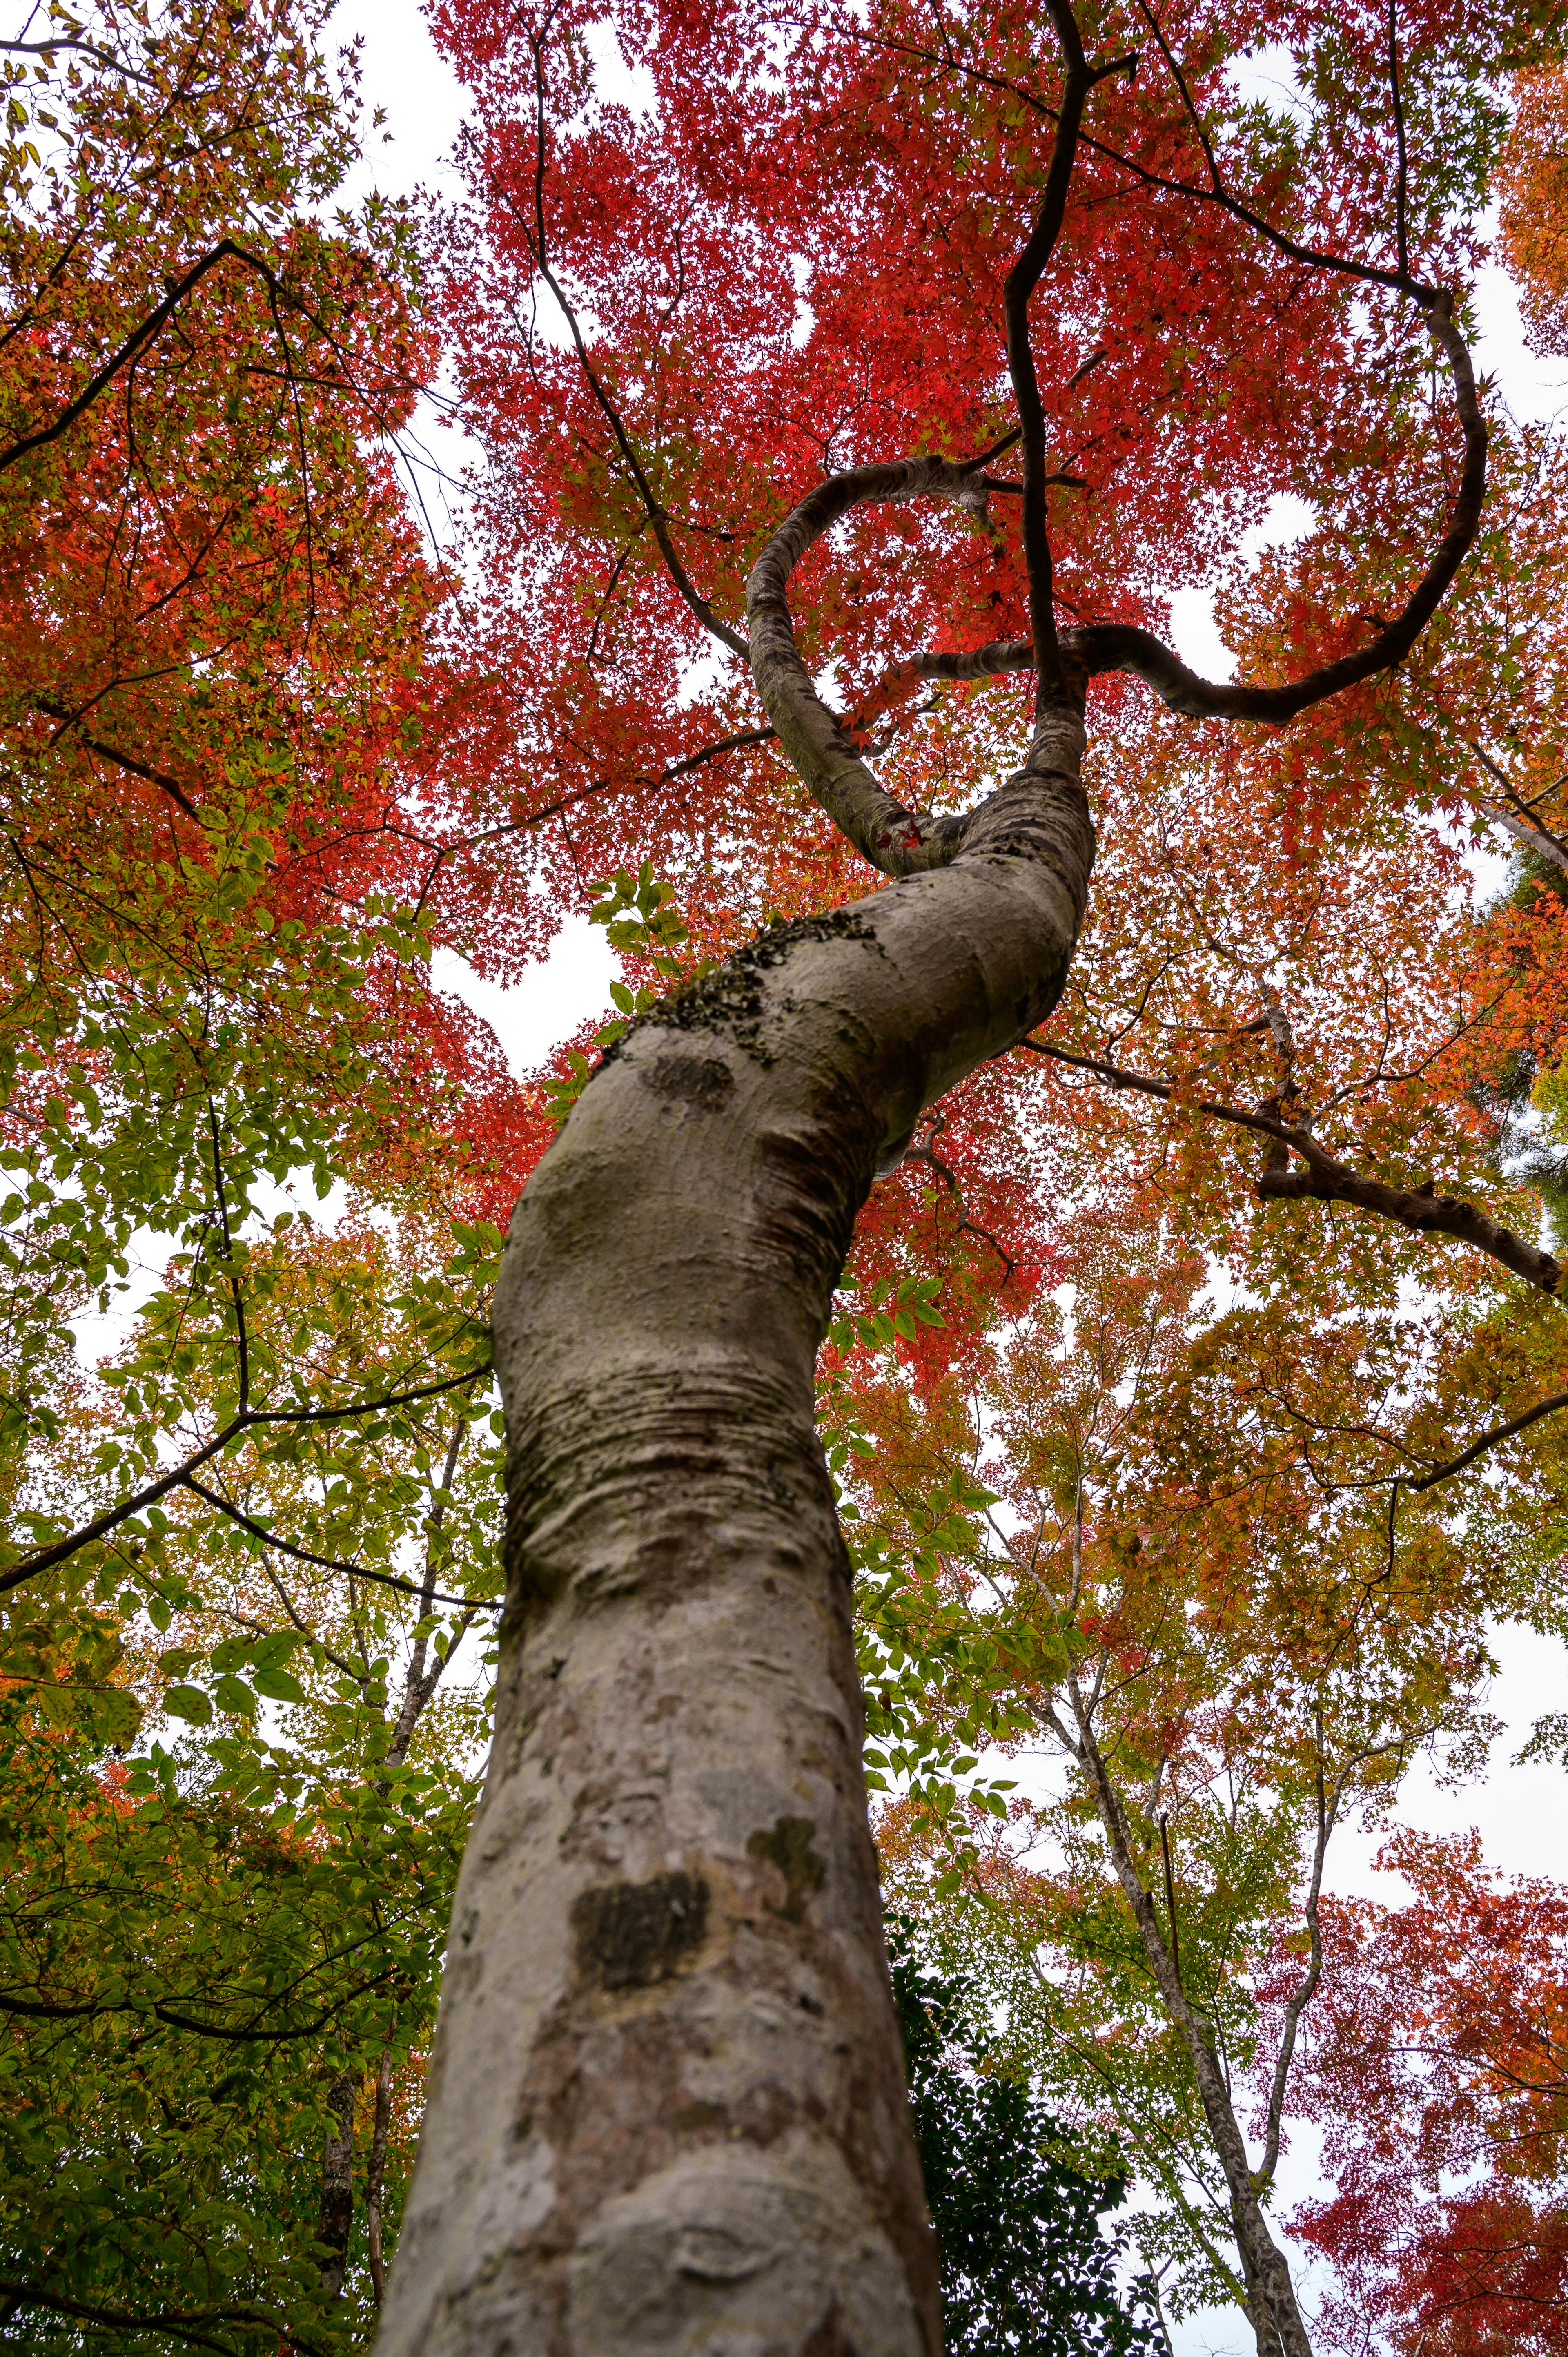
(0, 2281, 328, 2357)
(853, 303, 1483, 734)
(744, 453, 1006, 873)
(180, 1474, 499, 1613)
(524, 34, 747, 660)
(31, 698, 203, 820)
(1413, 1385, 1568, 1491)
(0, 1367, 489, 1593)
(1002, 0, 1095, 702)
(0, 240, 308, 477)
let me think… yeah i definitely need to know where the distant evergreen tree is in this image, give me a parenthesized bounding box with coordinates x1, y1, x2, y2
(889, 1922, 1170, 2357)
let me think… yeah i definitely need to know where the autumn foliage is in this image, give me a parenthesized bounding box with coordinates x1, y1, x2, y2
(2, 0, 1568, 2345)
(1289, 1833, 1568, 2357)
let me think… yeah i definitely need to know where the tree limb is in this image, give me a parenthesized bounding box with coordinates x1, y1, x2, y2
(180, 1474, 498, 1614)
(31, 698, 203, 820)
(0, 1367, 489, 1593)
(1002, 0, 1095, 702)
(1021, 1038, 1561, 1293)
(0, 241, 297, 477)
(744, 453, 1008, 873)
(853, 298, 1482, 735)
(0, 2283, 326, 2357)
(1256, 1751, 1342, 2191)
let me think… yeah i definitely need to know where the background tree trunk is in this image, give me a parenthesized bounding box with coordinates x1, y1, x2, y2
(318, 2066, 357, 2301)
(368, 2040, 396, 2306)
(374, 727, 1094, 2354)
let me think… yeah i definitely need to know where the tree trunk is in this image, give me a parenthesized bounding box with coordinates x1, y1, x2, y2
(374, 716, 1094, 2353)
(1070, 1702, 1316, 2357)
(368, 2040, 395, 2306)
(318, 2065, 357, 2301)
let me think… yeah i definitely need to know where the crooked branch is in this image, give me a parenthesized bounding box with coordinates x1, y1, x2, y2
(0, 2284, 327, 2357)
(1002, 0, 1096, 701)
(33, 698, 202, 821)
(0, 241, 308, 477)
(181, 1475, 499, 1614)
(1020, 1037, 1561, 1294)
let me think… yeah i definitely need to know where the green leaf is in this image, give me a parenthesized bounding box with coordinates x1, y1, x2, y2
(163, 1685, 213, 1727)
(250, 1668, 305, 1705)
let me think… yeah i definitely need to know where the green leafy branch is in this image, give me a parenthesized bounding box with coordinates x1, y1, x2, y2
(542, 865, 695, 1126)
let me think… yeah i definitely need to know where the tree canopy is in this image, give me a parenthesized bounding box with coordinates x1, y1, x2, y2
(3, 0, 1568, 2350)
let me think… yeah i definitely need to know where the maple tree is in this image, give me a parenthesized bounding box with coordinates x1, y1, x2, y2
(1285, 1830, 1568, 2357)
(862, 1195, 1506, 2335)
(369, 0, 1568, 2350)
(5, 0, 1568, 2348)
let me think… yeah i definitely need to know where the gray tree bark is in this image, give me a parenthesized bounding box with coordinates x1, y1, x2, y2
(318, 2065, 357, 2302)
(372, 663, 1094, 2353)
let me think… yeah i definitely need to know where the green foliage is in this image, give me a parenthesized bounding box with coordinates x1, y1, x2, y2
(0, 1697, 472, 2352)
(543, 865, 694, 1125)
(888, 1917, 1169, 2357)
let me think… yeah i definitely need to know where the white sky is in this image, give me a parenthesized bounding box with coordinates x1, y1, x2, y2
(324, 10, 1568, 2341)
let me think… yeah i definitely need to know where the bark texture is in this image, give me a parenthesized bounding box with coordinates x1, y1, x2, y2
(374, 740, 1094, 2354)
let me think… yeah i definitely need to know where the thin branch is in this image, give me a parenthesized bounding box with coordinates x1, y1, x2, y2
(386, 1411, 477, 1769)
(1020, 1037, 1562, 1293)
(0, 241, 286, 476)
(1412, 1386, 1568, 1491)
(206, 1108, 247, 1414)
(180, 1475, 499, 1614)
(1076, 120, 1435, 305)
(1387, 0, 1410, 286)
(1159, 1812, 1183, 1986)
(0, 1970, 392, 2045)
(366, 2036, 395, 2306)
(411, 729, 777, 923)
(259, 1556, 361, 1682)
(0, 2283, 326, 2357)
(0, 1366, 488, 1592)
(1256, 1750, 1339, 2190)
(32, 698, 202, 820)
(0, 35, 153, 82)
(901, 1117, 1019, 1281)
(525, 37, 746, 658)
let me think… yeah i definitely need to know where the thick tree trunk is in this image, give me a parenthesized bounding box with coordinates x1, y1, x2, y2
(374, 724, 1094, 2354)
